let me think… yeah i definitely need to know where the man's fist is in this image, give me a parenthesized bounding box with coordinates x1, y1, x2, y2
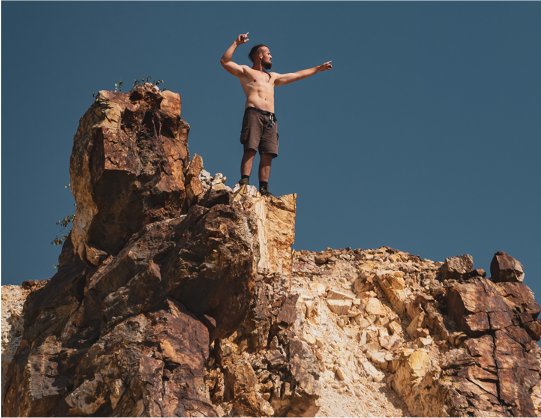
(318, 61, 333, 71)
(236, 32, 249, 45)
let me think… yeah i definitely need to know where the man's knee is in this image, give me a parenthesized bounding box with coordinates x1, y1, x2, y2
(260, 153, 274, 163)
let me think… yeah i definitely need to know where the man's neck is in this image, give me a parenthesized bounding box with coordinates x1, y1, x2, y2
(252, 62, 266, 72)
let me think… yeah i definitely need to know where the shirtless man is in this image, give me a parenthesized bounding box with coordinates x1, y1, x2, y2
(221, 32, 332, 196)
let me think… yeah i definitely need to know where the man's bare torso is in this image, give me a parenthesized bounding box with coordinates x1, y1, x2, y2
(238, 66, 277, 113)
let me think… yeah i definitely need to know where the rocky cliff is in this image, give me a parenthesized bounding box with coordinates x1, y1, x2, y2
(2, 84, 540, 417)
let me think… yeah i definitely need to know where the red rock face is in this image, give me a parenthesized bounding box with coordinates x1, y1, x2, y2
(70, 84, 191, 261)
(3, 87, 318, 417)
(443, 274, 541, 416)
(441, 254, 474, 281)
(491, 251, 525, 283)
(3, 195, 256, 416)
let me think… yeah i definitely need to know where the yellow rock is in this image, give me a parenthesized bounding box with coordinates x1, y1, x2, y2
(327, 289, 355, 300)
(310, 282, 326, 296)
(407, 350, 431, 379)
(418, 337, 433, 346)
(302, 332, 316, 345)
(327, 299, 353, 315)
(388, 321, 402, 335)
(343, 327, 358, 338)
(406, 312, 425, 337)
(365, 298, 386, 316)
(212, 183, 227, 191)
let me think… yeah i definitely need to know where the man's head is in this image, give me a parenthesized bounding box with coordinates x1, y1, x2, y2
(248, 44, 272, 70)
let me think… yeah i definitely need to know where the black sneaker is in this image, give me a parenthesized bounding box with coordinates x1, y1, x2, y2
(238, 178, 249, 186)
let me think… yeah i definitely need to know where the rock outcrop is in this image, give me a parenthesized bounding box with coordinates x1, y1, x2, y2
(70, 84, 191, 262)
(289, 250, 541, 417)
(2, 84, 541, 417)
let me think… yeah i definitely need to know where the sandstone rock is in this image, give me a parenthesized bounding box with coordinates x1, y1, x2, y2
(326, 288, 355, 300)
(360, 360, 385, 382)
(440, 254, 474, 281)
(327, 299, 352, 316)
(406, 311, 425, 337)
(490, 251, 525, 283)
(387, 321, 402, 334)
(314, 253, 331, 264)
(376, 270, 407, 315)
(364, 298, 386, 316)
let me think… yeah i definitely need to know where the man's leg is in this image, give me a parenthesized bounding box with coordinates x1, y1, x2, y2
(240, 149, 257, 184)
(258, 153, 273, 182)
(259, 153, 273, 194)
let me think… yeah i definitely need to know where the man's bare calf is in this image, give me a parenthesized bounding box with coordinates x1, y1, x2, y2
(240, 150, 273, 193)
(241, 150, 273, 183)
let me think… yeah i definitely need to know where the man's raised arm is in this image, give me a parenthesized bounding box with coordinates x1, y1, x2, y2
(274, 61, 332, 86)
(221, 32, 249, 77)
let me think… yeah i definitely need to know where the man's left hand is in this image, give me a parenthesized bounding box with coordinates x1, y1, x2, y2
(318, 61, 333, 71)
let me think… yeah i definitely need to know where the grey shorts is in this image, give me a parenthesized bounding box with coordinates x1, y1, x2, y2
(240, 107, 279, 158)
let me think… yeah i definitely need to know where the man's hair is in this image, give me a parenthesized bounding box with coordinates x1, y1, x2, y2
(248, 44, 267, 63)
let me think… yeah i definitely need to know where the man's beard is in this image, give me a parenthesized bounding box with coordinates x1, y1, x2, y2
(262, 60, 272, 70)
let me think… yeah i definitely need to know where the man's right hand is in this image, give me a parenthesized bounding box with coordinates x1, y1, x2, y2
(236, 32, 249, 45)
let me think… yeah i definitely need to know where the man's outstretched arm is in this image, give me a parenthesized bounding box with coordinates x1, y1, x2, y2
(274, 61, 332, 86)
(221, 32, 249, 77)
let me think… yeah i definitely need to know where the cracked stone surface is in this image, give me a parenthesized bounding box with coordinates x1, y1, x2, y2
(3, 85, 540, 417)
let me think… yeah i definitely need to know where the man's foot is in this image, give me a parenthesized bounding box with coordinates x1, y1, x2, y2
(238, 177, 249, 186)
(259, 187, 274, 197)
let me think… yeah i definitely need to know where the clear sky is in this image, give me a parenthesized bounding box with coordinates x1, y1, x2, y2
(2, 2, 540, 307)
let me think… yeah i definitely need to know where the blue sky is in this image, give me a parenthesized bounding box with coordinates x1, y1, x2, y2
(2, 2, 540, 306)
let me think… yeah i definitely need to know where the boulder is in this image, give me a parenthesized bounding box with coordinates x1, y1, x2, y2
(440, 254, 474, 281)
(490, 251, 525, 283)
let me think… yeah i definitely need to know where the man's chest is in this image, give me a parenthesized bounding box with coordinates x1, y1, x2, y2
(243, 71, 274, 89)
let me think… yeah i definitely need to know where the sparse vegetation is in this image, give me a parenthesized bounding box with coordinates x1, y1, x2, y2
(51, 184, 76, 269)
(93, 76, 168, 98)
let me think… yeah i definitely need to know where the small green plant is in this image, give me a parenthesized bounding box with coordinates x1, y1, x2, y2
(94, 76, 168, 98)
(133, 76, 167, 90)
(51, 214, 75, 246)
(114, 78, 124, 92)
(51, 183, 76, 249)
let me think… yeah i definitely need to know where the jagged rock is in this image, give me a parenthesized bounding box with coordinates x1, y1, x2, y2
(468, 268, 487, 278)
(376, 270, 407, 315)
(185, 153, 205, 207)
(3, 86, 541, 417)
(440, 254, 474, 281)
(70, 84, 191, 262)
(491, 251, 525, 283)
(2, 87, 319, 417)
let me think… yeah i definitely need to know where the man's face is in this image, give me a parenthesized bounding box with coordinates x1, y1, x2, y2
(259, 47, 273, 70)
